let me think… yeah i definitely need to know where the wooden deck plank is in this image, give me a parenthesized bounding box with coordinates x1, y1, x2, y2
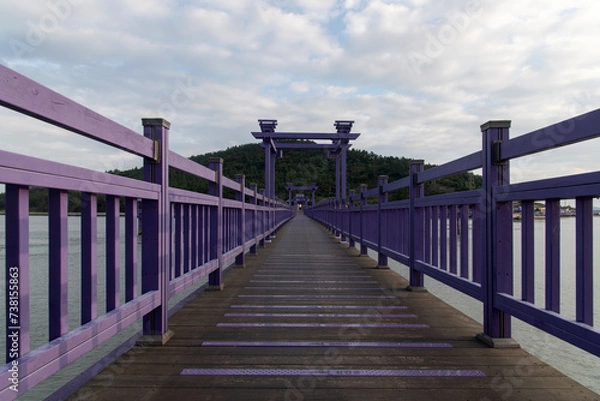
(67, 213, 599, 401)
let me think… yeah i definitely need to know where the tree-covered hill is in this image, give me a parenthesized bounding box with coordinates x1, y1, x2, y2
(0, 143, 481, 212)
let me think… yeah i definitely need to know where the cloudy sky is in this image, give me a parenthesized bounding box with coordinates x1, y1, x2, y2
(1, 0, 600, 184)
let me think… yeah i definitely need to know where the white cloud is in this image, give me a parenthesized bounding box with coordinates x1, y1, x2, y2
(0, 0, 599, 183)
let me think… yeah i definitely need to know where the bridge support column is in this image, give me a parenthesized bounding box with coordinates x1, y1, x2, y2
(139, 118, 174, 345)
(377, 175, 389, 269)
(477, 120, 518, 348)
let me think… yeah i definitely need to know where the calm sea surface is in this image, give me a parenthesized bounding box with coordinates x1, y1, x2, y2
(0, 216, 599, 397)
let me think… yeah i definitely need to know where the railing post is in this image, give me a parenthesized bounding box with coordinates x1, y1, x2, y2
(235, 174, 246, 267)
(5, 185, 30, 362)
(408, 160, 425, 291)
(477, 120, 517, 347)
(359, 184, 368, 256)
(259, 189, 267, 246)
(208, 157, 225, 290)
(340, 199, 348, 244)
(140, 118, 173, 345)
(348, 190, 355, 248)
(269, 197, 277, 239)
(377, 175, 389, 269)
(125, 198, 138, 302)
(249, 183, 259, 254)
(334, 200, 341, 239)
(81, 192, 97, 324)
(49, 189, 69, 340)
(105, 195, 120, 312)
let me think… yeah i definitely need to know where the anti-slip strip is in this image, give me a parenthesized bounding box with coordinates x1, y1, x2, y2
(250, 280, 379, 283)
(244, 286, 385, 291)
(223, 313, 417, 318)
(181, 368, 484, 377)
(201, 341, 451, 348)
(216, 323, 428, 328)
(238, 295, 396, 299)
(230, 305, 408, 309)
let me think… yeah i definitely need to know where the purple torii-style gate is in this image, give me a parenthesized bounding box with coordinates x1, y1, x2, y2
(285, 182, 318, 207)
(252, 120, 360, 203)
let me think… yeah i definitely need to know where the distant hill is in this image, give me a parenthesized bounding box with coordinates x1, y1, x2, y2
(0, 143, 481, 212)
(109, 143, 481, 202)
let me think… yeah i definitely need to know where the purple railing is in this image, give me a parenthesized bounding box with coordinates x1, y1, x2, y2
(306, 111, 600, 357)
(0, 65, 294, 399)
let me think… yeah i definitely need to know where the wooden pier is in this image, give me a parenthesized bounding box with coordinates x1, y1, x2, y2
(68, 214, 598, 401)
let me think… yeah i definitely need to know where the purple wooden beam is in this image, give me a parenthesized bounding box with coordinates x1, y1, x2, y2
(260, 143, 350, 150)
(258, 189, 266, 247)
(0, 65, 155, 159)
(81, 192, 97, 324)
(431, 206, 439, 268)
(460, 205, 469, 279)
(480, 120, 513, 341)
(264, 144, 272, 199)
(173, 204, 182, 278)
(409, 161, 425, 288)
(183, 204, 192, 274)
(521, 200, 535, 302)
(500, 107, 600, 161)
(199, 205, 207, 265)
(252, 132, 360, 140)
(341, 144, 348, 202)
(545, 199, 560, 313)
(191, 205, 199, 271)
(105, 195, 120, 313)
(5, 185, 30, 362)
(449, 204, 458, 275)
(440, 206, 447, 271)
(423, 207, 431, 265)
(235, 175, 246, 267)
(471, 203, 482, 285)
(249, 184, 258, 254)
(575, 197, 593, 324)
(169, 203, 175, 280)
(125, 198, 138, 302)
(141, 118, 171, 341)
(376, 175, 389, 268)
(208, 157, 224, 290)
(49, 189, 69, 341)
(359, 184, 368, 255)
(348, 190, 356, 247)
(416, 151, 481, 184)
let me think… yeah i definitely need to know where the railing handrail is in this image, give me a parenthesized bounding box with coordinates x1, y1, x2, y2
(0, 65, 155, 159)
(306, 109, 600, 360)
(0, 64, 294, 400)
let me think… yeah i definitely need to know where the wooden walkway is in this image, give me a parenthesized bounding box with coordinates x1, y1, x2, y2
(68, 214, 599, 401)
